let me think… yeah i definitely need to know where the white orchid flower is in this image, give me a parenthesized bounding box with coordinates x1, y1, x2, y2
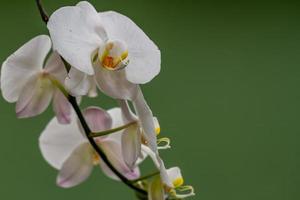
(148, 166, 195, 200)
(47, 0, 161, 163)
(141, 146, 195, 199)
(1, 35, 71, 123)
(47, 1, 160, 100)
(39, 106, 140, 188)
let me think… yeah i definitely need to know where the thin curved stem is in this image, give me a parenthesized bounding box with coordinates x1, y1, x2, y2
(89, 121, 137, 138)
(35, 0, 49, 23)
(49, 76, 147, 195)
(131, 171, 160, 183)
(48, 76, 69, 97)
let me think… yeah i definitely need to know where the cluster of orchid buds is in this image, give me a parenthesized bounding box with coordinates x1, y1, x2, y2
(1, 1, 195, 199)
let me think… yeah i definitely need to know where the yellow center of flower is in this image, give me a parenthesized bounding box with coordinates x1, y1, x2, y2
(154, 117, 161, 136)
(98, 40, 129, 70)
(173, 177, 184, 188)
(155, 127, 161, 135)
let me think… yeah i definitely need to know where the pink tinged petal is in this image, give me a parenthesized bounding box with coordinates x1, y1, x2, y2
(82, 107, 112, 133)
(123, 167, 140, 180)
(98, 139, 140, 181)
(44, 51, 67, 82)
(16, 75, 54, 118)
(1, 35, 51, 102)
(133, 87, 157, 153)
(57, 142, 93, 188)
(148, 176, 165, 200)
(65, 67, 92, 97)
(94, 66, 138, 100)
(39, 112, 86, 169)
(52, 89, 71, 124)
(99, 11, 161, 84)
(121, 125, 142, 169)
(47, 1, 107, 75)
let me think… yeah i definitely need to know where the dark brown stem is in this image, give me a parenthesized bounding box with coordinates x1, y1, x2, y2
(36, 0, 49, 23)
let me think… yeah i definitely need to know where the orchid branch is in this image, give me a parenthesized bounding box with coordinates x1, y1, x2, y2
(89, 121, 137, 138)
(35, 0, 72, 73)
(131, 171, 160, 183)
(36, 0, 49, 23)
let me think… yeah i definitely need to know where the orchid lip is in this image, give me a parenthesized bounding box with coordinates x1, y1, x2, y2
(98, 39, 129, 71)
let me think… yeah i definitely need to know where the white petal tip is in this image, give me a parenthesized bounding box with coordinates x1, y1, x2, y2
(56, 178, 73, 189)
(16, 110, 38, 119)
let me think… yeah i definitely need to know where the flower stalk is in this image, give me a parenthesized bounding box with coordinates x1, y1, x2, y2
(36, 0, 49, 23)
(89, 121, 137, 138)
(132, 171, 160, 183)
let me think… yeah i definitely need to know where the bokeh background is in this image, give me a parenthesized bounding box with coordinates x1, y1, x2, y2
(1, 0, 300, 199)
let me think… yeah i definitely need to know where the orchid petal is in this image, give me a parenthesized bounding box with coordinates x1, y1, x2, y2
(153, 117, 161, 135)
(82, 107, 112, 133)
(141, 145, 174, 188)
(140, 145, 160, 168)
(39, 112, 86, 169)
(87, 77, 98, 97)
(94, 66, 138, 100)
(133, 87, 157, 152)
(47, 1, 107, 75)
(98, 139, 140, 180)
(121, 124, 141, 168)
(108, 107, 124, 128)
(118, 99, 137, 122)
(99, 11, 161, 84)
(167, 167, 184, 188)
(106, 107, 124, 142)
(1, 35, 51, 102)
(118, 99, 141, 167)
(52, 89, 71, 124)
(157, 156, 174, 188)
(57, 142, 93, 188)
(65, 67, 91, 97)
(16, 75, 54, 118)
(44, 51, 67, 82)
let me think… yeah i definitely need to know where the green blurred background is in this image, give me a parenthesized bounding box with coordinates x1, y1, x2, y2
(1, 0, 300, 199)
